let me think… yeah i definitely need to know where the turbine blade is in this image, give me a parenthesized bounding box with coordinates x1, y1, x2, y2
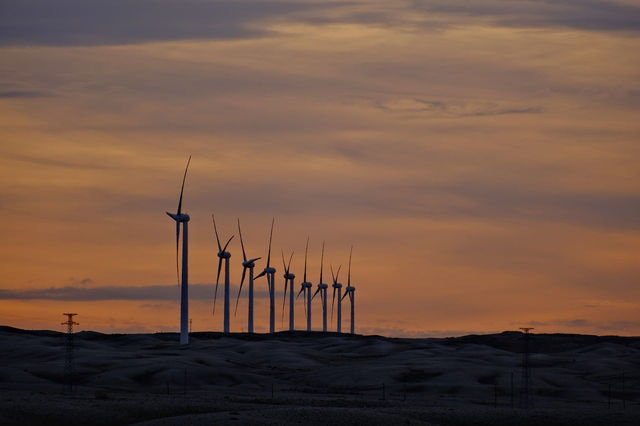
(281, 249, 287, 272)
(331, 264, 336, 284)
(240, 267, 247, 289)
(319, 240, 325, 284)
(222, 235, 234, 253)
(304, 236, 309, 282)
(237, 218, 247, 262)
(266, 218, 274, 268)
(177, 155, 191, 215)
(312, 287, 320, 300)
(342, 290, 349, 301)
(249, 257, 261, 263)
(211, 213, 222, 251)
(348, 245, 353, 287)
(235, 267, 247, 316)
(255, 270, 266, 280)
(213, 280, 219, 317)
(281, 279, 288, 323)
(331, 286, 336, 322)
(216, 257, 223, 286)
(296, 286, 305, 299)
(336, 265, 342, 283)
(303, 288, 308, 317)
(288, 251, 294, 273)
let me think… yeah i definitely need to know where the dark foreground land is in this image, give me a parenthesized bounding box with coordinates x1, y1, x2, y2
(1, 326, 638, 425)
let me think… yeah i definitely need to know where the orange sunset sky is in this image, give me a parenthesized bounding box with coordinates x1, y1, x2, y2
(1, 0, 639, 337)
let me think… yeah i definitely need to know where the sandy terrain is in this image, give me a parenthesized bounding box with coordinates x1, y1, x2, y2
(0, 327, 638, 425)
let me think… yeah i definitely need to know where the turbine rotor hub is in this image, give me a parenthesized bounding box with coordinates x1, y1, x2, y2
(167, 212, 190, 222)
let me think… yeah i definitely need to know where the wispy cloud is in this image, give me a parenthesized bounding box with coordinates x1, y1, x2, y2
(367, 97, 543, 118)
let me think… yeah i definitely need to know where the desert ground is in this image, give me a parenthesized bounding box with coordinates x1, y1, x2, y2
(0, 326, 638, 425)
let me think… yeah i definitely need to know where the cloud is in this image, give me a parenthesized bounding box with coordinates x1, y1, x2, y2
(2, 0, 638, 49)
(381, 181, 640, 230)
(358, 326, 492, 338)
(516, 318, 640, 334)
(0, 283, 269, 301)
(367, 97, 543, 118)
(70, 277, 94, 286)
(0, 0, 327, 46)
(0, 89, 51, 98)
(413, 0, 640, 32)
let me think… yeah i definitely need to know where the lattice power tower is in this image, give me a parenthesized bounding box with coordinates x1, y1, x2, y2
(519, 327, 534, 409)
(61, 313, 78, 393)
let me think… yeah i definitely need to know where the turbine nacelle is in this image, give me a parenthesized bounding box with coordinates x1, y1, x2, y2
(301, 281, 313, 289)
(242, 257, 260, 268)
(318, 283, 328, 290)
(264, 267, 276, 274)
(284, 272, 295, 280)
(217, 250, 231, 259)
(342, 286, 355, 300)
(166, 212, 190, 222)
(332, 282, 342, 289)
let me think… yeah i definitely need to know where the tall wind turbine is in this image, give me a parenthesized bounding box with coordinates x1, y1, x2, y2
(166, 155, 191, 345)
(212, 214, 233, 333)
(342, 245, 356, 334)
(255, 218, 276, 333)
(312, 241, 328, 332)
(296, 237, 312, 332)
(331, 264, 343, 333)
(235, 218, 260, 333)
(281, 250, 295, 331)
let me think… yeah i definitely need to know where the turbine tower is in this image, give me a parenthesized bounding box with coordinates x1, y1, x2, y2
(255, 218, 276, 333)
(297, 237, 312, 332)
(166, 155, 191, 345)
(212, 214, 233, 333)
(281, 250, 295, 331)
(235, 218, 260, 333)
(342, 245, 356, 334)
(312, 241, 328, 332)
(331, 264, 343, 333)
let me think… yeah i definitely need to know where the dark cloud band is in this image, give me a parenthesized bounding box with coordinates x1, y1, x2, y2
(1, 0, 638, 47)
(0, 283, 268, 301)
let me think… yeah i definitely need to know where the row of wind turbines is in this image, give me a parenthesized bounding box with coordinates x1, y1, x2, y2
(166, 157, 357, 345)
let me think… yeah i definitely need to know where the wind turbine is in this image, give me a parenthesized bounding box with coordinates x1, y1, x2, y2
(331, 264, 343, 333)
(166, 155, 191, 345)
(211, 214, 233, 333)
(342, 245, 356, 334)
(255, 218, 276, 333)
(312, 241, 328, 332)
(281, 250, 295, 331)
(235, 218, 260, 333)
(296, 237, 312, 332)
